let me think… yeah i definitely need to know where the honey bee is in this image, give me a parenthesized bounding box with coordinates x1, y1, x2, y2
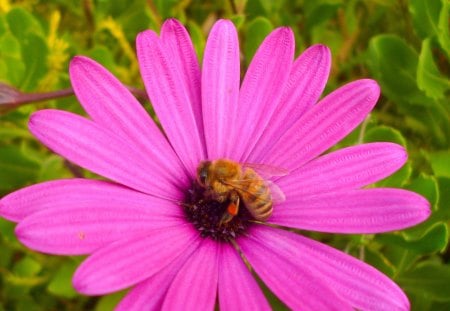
(197, 159, 286, 225)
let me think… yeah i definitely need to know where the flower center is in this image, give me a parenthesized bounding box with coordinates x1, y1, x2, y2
(183, 182, 252, 242)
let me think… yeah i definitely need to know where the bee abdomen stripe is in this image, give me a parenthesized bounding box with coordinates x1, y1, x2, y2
(255, 202, 272, 212)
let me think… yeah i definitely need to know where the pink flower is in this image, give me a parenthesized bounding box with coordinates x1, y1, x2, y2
(0, 19, 430, 310)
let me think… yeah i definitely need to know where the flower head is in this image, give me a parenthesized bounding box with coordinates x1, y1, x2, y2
(0, 19, 430, 310)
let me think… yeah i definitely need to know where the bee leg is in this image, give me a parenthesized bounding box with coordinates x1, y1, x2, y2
(219, 193, 240, 226)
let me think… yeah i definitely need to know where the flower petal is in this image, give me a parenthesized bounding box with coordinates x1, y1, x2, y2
(244, 226, 411, 311)
(278, 142, 408, 198)
(231, 27, 295, 161)
(15, 194, 183, 255)
(116, 241, 199, 311)
(69, 56, 186, 183)
(218, 243, 270, 311)
(248, 44, 331, 162)
(160, 18, 205, 151)
(28, 110, 184, 199)
(0, 179, 181, 222)
(73, 224, 199, 295)
(270, 188, 430, 233)
(259, 79, 380, 170)
(162, 238, 219, 310)
(201, 19, 240, 159)
(238, 227, 352, 311)
(137, 29, 205, 176)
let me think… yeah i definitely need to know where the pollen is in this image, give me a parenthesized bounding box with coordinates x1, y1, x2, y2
(183, 182, 252, 242)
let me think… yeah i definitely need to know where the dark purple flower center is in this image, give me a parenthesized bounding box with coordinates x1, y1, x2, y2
(183, 182, 252, 242)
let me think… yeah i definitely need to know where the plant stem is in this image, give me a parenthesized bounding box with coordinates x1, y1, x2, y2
(13, 88, 74, 105)
(0, 84, 149, 112)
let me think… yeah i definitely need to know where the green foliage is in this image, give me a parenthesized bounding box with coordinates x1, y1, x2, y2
(399, 262, 450, 302)
(244, 17, 273, 66)
(47, 261, 78, 299)
(0, 0, 448, 310)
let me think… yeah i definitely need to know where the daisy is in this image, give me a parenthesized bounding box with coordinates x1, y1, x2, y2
(0, 19, 430, 310)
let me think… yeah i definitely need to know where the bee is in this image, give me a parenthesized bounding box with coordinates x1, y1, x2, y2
(197, 159, 286, 225)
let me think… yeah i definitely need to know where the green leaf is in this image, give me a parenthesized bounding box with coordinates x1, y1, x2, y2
(377, 222, 448, 254)
(116, 1, 152, 41)
(429, 152, 450, 178)
(20, 33, 48, 91)
(0, 33, 26, 85)
(87, 46, 117, 74)
(0, 244, 13, 269)
(364, 125, 407, 146)
(437, 177, 450, 217)
(365, 247, 396, 277)
(6, 7, 43, 39)
(410, 292, 435, 311)
(417, 38, 449, 100)
(230, 14, 246, 29)
(47, 261, 78, 298)
(13, 257, 42, 278)
(244, 17, 273, 67)
(153, 0, 179, 19)
(409, 0, 442, 39)
(187, 21, 205, 61)
(304, 0, 341, 31)
(0, 145, 39, 192)
(364, 125, 411, 187)
(37, 155, 72, 182)
(404, 177, 450, 237)
(245, 0, 271, 18)
(406, 174, 439, 210)
(258, 0, 275, 14)
(368, 34, 432, 106)
(399, 262, 450, 302)
(431, 301, 450, 311)
(95, 290, 127, 311)
(0, 218, 16, 246)
(437, 0, 450, 57)
(0, 14, 6, 36)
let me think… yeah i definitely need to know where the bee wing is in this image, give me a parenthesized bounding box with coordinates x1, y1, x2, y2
(266, 180, 286, 203)
(241, 162, 289, 179)
(222, 179, 286, 204)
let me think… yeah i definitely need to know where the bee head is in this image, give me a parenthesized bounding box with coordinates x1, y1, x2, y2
(197, 160, 212, 187)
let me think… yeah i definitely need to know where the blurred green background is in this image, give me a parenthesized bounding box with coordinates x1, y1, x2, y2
(0, 0, 449, 310)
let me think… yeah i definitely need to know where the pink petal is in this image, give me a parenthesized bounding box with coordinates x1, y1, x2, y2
(278, 142, 408, 199)
(258, 79, 380, 170)
(137, 29, 205, 176)
(243, 226, 411, 311)
(162, 238, 219, 310)
(279, 45, 331, 118)
(28, 110, 184, 199)
(248, 44, 331, 162)
(238, 227, 352, 311)
(231, 27, 295, 162)
(201, 19, 240, 159)
(15, 194, 183, 255)
(69, 56, 186, 185)
(161, 19, 205, 150)
(0, 179, 181, 222)
(270, 188, 430, 233)
(116, 241, 199, 310)
(73, 224, 199, 295)
(218, 243, 270, 311)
